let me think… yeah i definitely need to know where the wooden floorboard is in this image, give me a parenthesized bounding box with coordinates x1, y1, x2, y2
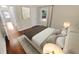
(6, 34, 26, 54)
(6, 39, 26, 54)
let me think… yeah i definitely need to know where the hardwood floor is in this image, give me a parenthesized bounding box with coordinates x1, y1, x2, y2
(6, 31, 26, 54)
(7, 39, 26, 54)
(6, 39, 26, 54)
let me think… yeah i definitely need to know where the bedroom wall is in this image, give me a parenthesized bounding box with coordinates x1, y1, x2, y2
(31, 7, 38, 26)
(51, 5, 79, 29)
(14, 6, 38, 31)
(13, 5, 52, 31)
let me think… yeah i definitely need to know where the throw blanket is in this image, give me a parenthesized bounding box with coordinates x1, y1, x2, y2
(19, 25, 47, 40)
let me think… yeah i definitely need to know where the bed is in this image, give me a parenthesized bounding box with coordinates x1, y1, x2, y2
(19, 25, 63, 53)
(19, 25, 61, 47)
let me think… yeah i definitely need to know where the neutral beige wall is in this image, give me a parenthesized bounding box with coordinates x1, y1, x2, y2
(51, 5, 79, 29)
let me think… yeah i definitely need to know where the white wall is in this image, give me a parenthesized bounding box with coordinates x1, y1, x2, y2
(14, 6, 38, 31)
(51, 5, 79, 29)
(31, 7, 38, 26)
(7, 5, 52, 31)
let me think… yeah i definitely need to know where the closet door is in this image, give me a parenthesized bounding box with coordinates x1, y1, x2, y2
(39, 7, 48, 26)
(38, 6, 53, 27)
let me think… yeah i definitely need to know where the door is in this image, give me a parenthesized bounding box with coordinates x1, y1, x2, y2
(38, 6, 53, 27)
(39, 7, 49, 26)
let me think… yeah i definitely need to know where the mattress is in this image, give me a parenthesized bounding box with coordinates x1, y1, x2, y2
(32, 27, 55, 47)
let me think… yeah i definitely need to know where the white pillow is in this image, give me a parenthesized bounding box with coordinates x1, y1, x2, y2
(53, 29, 61, 34)
(56, 37, 65, 49)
